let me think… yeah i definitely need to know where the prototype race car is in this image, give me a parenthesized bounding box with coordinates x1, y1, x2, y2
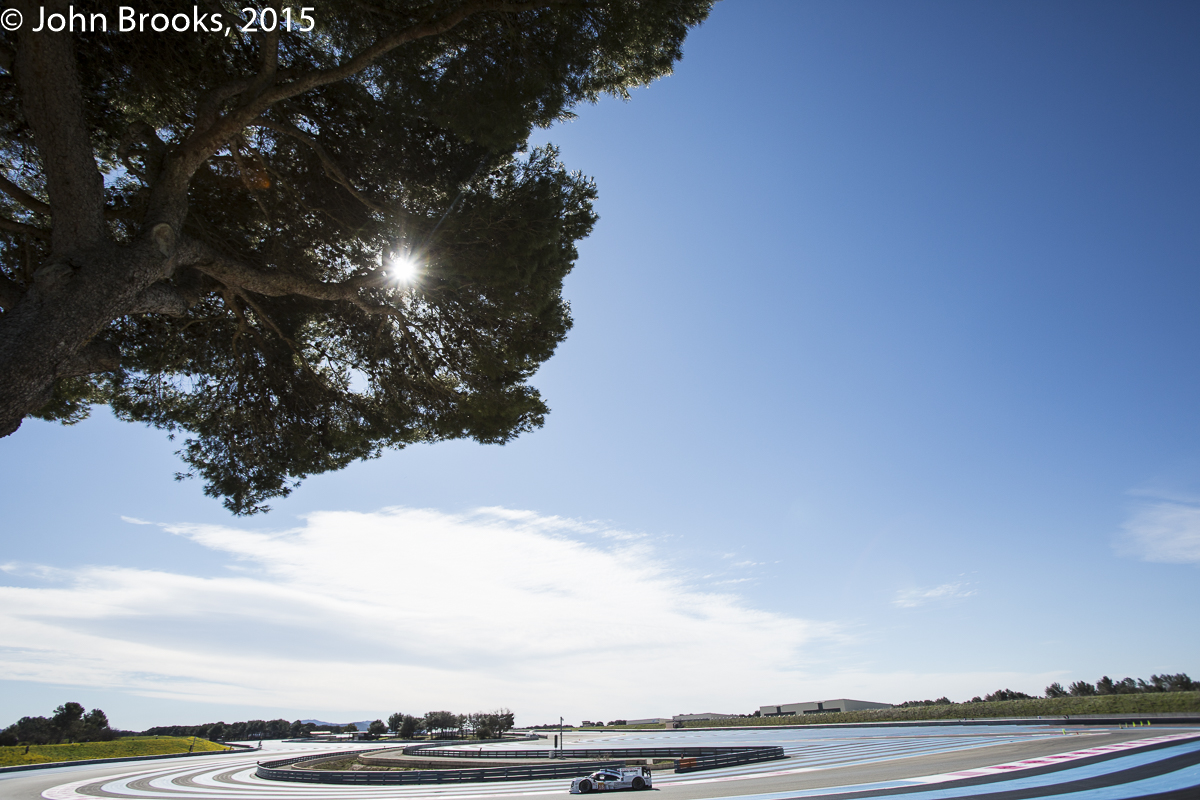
(569, 767, 652, 793)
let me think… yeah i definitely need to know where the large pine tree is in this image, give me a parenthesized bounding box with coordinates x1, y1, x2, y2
(0, 0, 712, 513)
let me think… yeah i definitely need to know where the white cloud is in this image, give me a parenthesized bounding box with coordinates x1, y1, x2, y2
(0, 507, 839, 722)
(1119, 500, 1200, 565)
(892, 581, 974, 608)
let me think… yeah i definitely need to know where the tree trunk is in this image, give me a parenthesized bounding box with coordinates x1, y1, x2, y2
(0, 239, 173, 436)
(2, 0, 184, 436)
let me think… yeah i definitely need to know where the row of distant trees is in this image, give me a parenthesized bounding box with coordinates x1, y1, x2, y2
(143, 719, 309, 741)
(896, 673, 1196, 707)
(392, 710, 516, 740)
(138, 709, 515, 743)
(0, 702, 120, 746)
(1045, 673, 1197, 699)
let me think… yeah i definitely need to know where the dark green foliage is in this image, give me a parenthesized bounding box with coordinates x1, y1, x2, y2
(51, 703, 85, 742)
(3, 716, 54, 746)
(1, 0, 713, 513)
(983, 688, 1035, 702)
(1045, 682, 1068, 698)
(388, 712, 423, 737)
(424, 710, 459, 738)
(1140, 673, 1197, 692)
(1068, 680, 1098, 697)
(1090, 673, 1196, 694)
(468, 709, 515, 739)
(400, 714, 422, 739)
(144, 717, 291, 740)
(1, 702, 114, 744)
(898, 697, 952, 708)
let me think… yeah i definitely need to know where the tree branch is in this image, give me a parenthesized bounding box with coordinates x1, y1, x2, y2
(179, 0, 572, 171)
(253, 120, 384, 213)
(0, 272, 23, 309)
(346, 0, 416, 24)
(262, 0, 562, 105)
(177, 236, 381, 301)
(0, 215, 50, 240)
(58, 340, 119, 377)
(128, 282, 188, 317)
(191, 79, 254, 141)
(0, 173, 51, 216)
(244, 5, 281, 102)
(12, 0, 107, 254)
(1, 173, 129, 224)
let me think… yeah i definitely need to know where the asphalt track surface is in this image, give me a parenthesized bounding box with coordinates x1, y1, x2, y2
(3, 725, 1198, 800)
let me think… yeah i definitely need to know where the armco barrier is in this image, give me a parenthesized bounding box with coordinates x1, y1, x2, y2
(402, 744, 786, 760)
(675, 715, 1200, 732)
(402, 743, 787, 770)
(255, 753, 624, 785)
(256, 744, 787, 784)
(674, 747, 786, 773)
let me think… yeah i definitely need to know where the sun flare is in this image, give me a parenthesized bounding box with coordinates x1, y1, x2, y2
(386, 254, 419, 283)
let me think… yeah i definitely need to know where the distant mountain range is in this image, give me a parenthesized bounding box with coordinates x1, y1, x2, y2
(301, 719, 377, 730)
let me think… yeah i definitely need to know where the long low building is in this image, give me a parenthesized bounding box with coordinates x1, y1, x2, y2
(759, 698, 892, 716)
(672, 712, 737, 722)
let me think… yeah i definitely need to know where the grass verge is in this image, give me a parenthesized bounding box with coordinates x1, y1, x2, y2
(0, 736, 230, 767)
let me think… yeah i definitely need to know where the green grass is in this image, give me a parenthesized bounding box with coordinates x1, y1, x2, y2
(0, 736, 231, 767)
(667, 692, 1200, 728)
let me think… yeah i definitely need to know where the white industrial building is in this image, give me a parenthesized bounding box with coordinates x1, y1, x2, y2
(759, 698, 892, 716)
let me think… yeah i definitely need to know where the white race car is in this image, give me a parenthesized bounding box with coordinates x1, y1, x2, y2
(569, 767, 652, 793)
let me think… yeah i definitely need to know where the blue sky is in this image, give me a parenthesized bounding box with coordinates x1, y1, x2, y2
(2, 0, 1198, 729)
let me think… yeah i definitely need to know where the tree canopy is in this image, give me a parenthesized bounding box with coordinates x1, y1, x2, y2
(0, 0, 712, 513)
(0, 701, 115, 745)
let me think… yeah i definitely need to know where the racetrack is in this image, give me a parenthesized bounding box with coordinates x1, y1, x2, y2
(3, 725, 1198, 800)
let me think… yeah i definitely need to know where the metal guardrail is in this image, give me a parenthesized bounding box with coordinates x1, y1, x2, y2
(403, 744, 786, 764)
(256, 743, 787, 784)
(674, 715, 1200, 732)
(674, 747, 786, 773)
(256, 756, 624, 785)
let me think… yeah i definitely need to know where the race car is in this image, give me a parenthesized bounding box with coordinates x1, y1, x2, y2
(569, 767, 652, 793)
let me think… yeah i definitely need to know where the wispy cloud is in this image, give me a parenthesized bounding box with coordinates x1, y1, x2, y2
(893, 581, 974, 608)
(1118, 499, 1200, 565)
(0, 507, 838, 721)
